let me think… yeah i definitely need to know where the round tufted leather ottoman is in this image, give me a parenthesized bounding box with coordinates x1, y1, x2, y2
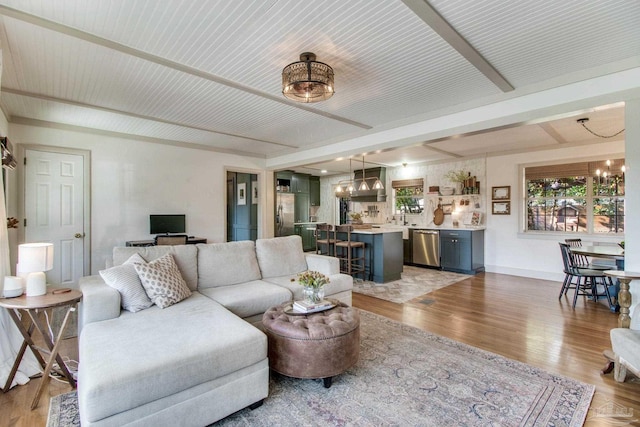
(262, 301, 360, 388)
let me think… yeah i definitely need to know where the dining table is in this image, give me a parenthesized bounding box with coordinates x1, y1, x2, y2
(571, 245, 625, 270)
(570, 245, 625, 313)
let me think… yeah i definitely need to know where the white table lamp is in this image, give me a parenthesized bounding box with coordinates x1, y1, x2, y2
(18, 243, 54, 296)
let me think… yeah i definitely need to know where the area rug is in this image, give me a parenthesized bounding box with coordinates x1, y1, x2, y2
(352, 265, 471, 303)
(48, 310, 594, 427)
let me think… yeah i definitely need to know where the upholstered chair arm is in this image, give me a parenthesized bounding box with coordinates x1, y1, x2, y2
(305, 253, 340, 276)
(78, 275, 121, 334)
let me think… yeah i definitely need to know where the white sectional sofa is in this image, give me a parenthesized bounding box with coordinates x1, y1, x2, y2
(77, 235, 353, 427)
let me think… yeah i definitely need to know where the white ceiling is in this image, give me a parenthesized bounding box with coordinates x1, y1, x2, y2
(0, 1, 637, 174)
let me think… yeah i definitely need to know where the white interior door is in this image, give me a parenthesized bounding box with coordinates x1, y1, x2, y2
(24, 149, 85, 286)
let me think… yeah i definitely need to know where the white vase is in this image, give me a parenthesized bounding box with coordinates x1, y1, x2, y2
(455, 182, 463, 195)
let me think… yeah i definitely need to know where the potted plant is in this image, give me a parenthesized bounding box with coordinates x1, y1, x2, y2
(349, 212, 363, 224)
(445, 170, 467, 194)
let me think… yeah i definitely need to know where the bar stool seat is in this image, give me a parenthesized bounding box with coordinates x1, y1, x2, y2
(334, 225, 366, 279)
(315, 223, 339, 256)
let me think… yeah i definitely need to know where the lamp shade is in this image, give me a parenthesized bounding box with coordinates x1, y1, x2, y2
(19, 243, 54, 297)
(18, 243, 54, 272)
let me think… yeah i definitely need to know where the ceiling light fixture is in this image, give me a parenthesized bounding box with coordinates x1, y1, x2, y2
(577, 117, 625, 139)
(358, 156, 370, 191)
(335, 156, 384, 195)
(282, 52, 334, 103)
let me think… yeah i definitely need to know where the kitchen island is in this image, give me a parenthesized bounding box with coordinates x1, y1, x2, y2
(335, 228, 403, 283)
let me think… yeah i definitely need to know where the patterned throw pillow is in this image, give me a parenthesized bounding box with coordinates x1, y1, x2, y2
(100, 253, 153, 312)
(134, 253, 191, 309)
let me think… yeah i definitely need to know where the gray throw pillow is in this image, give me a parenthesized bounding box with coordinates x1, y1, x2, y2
(99, 253, 153, 312)
(134, 253, 191, 309)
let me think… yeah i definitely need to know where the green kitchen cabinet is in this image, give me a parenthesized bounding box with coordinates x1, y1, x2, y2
(310, 176, 320, 206)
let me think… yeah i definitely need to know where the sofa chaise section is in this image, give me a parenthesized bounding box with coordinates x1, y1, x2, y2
(79, 293, 268, 426)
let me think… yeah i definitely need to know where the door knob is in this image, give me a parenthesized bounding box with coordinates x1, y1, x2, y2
(75, 233, 84, 238)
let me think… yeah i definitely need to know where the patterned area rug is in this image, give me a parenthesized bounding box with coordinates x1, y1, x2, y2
(353, 265, 472, 303)
(48, 310, 594, 427)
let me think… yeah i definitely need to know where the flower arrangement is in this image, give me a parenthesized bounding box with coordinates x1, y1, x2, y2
(296, 270, 330, 289)
(445, 170, 467, 184)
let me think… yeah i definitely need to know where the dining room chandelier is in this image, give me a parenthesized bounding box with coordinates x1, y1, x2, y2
(282, 52, 334, 103)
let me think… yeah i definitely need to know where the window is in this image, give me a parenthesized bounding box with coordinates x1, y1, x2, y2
(525, 159, 624, 234)
(392, 178, 424, 215)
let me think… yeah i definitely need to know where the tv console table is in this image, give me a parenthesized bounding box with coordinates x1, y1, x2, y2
(126, 237, 207, 247)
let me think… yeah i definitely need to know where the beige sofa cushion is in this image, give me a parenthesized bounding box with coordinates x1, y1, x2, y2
(263, 274, 353, 301)
(255, 235, 307, 279)
(78, 293, 267, 423)
(197, 241, 261, 288)
(113, 245, 198, 291)
(199, 280, 291, 319)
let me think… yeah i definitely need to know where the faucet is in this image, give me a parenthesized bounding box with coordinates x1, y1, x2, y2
(401, 212, 408, 226)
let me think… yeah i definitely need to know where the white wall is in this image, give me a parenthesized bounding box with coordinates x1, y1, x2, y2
(9, 124, 266, 274)
(485, 141, 625, 281)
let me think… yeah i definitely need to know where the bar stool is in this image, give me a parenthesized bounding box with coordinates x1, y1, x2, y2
(315, 224, 339, 256)
(334, 225, 366, 279)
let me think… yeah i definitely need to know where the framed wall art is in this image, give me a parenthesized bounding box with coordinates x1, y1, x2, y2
(237, 182, 246, 206)
(492, 201, 510, 215)
(251, 181, 258, 204)
(492, 186, 510, 200)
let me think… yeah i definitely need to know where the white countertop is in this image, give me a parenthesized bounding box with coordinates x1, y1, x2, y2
(352, 229, 403, 235)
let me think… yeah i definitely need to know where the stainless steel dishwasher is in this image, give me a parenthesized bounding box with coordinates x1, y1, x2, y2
(412, 229, 440, 267)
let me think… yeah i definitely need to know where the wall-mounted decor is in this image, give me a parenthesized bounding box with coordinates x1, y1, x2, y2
(492, 201, 510, 215)
(492, 186, 510, 200)
(237, 183, 246, 206)
(442, 203, 453, 215)
(251, 181, 258, 204)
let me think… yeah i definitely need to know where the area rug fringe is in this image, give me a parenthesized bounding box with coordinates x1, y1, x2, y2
(48, 310, 594, 427)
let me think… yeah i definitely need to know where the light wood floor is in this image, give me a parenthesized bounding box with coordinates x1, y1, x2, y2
(2, 272, 639, 426)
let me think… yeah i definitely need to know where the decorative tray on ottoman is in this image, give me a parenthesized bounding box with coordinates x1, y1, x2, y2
(283, 299, 337, 316)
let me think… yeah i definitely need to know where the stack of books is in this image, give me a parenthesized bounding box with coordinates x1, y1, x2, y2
(292, 299, 334, 314)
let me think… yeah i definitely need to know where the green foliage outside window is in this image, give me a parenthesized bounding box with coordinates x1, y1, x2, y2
(395, 188, 423, 214)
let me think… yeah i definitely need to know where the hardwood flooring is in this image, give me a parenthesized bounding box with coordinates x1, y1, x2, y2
(2, 272, 639, 426)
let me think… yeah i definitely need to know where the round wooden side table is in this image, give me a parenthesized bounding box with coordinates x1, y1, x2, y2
(0, 287, 82, 409)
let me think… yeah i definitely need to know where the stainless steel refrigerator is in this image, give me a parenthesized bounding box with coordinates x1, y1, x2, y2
(275, 193, 295, 236)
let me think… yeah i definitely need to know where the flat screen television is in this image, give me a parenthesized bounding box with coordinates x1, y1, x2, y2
(150, 214, 186, 235)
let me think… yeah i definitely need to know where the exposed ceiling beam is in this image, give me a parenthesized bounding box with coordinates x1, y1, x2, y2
(1, 87, 297, 149)
(401, 0, 514, 92)
(10, 116, 266, 158)
(538, 122, 568, 144)
(420, 144, 463, 158)
(0, 4, 372, 131)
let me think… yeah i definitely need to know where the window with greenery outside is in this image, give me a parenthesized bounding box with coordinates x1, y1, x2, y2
(525, 160, 624, 234)
(395, 187, 423, 215)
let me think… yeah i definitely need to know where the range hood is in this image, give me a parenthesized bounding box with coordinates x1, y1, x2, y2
(350, 167, 386, 202)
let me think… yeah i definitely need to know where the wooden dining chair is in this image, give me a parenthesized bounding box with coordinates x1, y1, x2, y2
(559, 243, 614, 309)
(564, 238, 611, 270)
(155, 235, 188, 245)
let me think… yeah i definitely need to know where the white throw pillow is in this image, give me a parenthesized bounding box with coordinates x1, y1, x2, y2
(100, 253, 153, 312)
(134, 253, 191, 309)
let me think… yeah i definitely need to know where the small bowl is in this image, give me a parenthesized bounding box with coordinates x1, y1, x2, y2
(440, 187, 454, 196)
